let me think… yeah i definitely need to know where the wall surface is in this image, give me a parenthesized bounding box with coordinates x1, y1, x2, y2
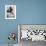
(0, 0, 46, 45)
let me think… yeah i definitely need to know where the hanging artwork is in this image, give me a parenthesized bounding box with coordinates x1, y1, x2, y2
(5, 5, 16, 19)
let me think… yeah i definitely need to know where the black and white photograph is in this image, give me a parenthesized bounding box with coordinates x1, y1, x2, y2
(5, 5, 16, 19)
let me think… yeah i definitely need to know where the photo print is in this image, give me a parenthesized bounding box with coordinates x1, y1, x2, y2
(5, 5, 16, 19)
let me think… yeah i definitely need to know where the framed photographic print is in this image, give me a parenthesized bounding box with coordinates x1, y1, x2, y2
(5, 5, 16, 19)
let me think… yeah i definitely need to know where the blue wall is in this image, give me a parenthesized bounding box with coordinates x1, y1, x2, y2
(0, 0, 46, 44)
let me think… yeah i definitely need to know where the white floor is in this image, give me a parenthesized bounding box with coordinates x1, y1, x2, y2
(0, 44, 18, 46)
(13, 44, 18, 46)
